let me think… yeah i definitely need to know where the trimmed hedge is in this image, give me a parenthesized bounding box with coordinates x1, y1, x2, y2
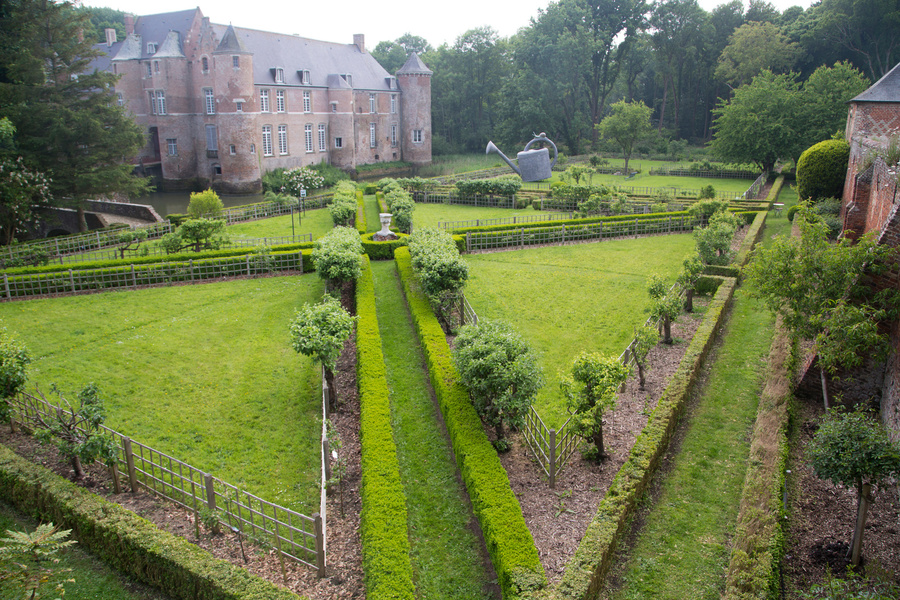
(3, 241, 317, 277)
(0, 445, 301, 600)
(360, 233, 408, 261)
(548, 278, 738, 600)
(356, 190, 367, 235)
(724, 317, 793, 600)
(796, 139, 850, 201)
(355, 255, 416, 600)
(395, 247, 546, 599)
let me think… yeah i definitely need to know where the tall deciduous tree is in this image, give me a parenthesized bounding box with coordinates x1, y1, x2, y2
(799, 61, 869, 149)
(808, 0, 900, 80)
(709, 70, 803, 172)
(596, 100, 652, 173)
(0, 0, 149, 230)
(372, 34, 433, 74)
(715, 21, 800, 88)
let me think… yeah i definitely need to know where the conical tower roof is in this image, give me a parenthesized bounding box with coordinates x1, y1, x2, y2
(215, 23, 250, 54)
(851, 62, 900, 103)
(396, 52, 432, 76)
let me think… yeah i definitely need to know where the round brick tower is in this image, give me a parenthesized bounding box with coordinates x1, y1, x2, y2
(397, 53, 432, 166)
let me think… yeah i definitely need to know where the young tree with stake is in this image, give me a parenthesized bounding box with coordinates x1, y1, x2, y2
(289, 297, 357, 405)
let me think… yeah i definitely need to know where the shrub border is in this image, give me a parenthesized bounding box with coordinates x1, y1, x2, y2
(394, 247, 546, 599)
(0, 444, 301, 600)
(360, 233, 408, 261)
(355, 255, 416, 600)
(547, 277, 738, 600)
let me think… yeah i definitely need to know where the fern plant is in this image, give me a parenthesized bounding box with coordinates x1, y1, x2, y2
(0, 523, 76, 599)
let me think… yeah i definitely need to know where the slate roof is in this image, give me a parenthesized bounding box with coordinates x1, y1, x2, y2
(397, 53, 432, 76)
(211, 24, 394, 90)
(852, 62, 900, 103)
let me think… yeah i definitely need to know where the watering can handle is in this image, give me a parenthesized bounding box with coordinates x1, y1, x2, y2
(524, 135, 558, 169)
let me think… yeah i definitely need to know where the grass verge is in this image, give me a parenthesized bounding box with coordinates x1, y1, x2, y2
(371, 260, 494, 599)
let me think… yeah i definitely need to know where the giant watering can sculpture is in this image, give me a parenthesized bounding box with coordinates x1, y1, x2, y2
(486, 133, 558, 182)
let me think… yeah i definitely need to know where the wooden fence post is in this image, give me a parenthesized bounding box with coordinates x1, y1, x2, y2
(110, 462, 122, 494)
(123, 437, 139, 493)
(204, 473, 217, 511)
(562, 225, 566, 244)
(313, 513, 326, 577)
(549, 429, 557, 489)
(189, 259, 194, 281)
(466, 232, 471, 253)
(3, 274, 9, 299)
(130, 265, 137, 288)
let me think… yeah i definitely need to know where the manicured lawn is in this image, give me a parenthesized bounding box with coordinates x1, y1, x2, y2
(0, 502, 169, 599)
(464, 234, 696, 426)
(364, 194, 382, 234)
(525, 172, 755, 195)
(226, 207, 334, 240)
(0, 276, 324, 513)
(413, 203, 544, 230)
(371, 261, 493, 599)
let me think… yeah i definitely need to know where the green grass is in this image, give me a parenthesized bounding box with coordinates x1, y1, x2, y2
(609, 285, 775, 600)
(527, 172, 755, 195)
(364, 194, 382, 234)
(413, 203, 544, 230)
(0, 276, 324, 513)
(464, 235, 696, 427)
(370, 261, 492, 599)
(225, 207, 334, 240)
(0, 502, 168, 599)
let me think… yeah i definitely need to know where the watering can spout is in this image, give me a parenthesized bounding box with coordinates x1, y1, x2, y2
(486, 140, 521, 176)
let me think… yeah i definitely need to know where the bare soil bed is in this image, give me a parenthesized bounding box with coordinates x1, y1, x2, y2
(783, 388, 900, 597)
(499, 296, 710, 583)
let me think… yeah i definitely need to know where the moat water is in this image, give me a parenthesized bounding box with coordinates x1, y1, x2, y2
(134, 191, 267, 217)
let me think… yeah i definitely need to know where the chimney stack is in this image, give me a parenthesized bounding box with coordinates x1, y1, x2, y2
(124, 14, 134, 35)
(353, 34, 365, 53)
(105, 28, 117, 47)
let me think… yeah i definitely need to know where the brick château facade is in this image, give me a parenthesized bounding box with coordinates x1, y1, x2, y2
(93, 8, 432, 193)
(841, 62, 900, 439)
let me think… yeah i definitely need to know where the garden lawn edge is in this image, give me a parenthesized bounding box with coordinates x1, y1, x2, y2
(734, 176, 783, 269)
(394, 247, 546, 599)
(539, 276, 738, 600)
(0, 444, 301, 600)
(723, 315, 793, 600)
(355, 255, 416, 600)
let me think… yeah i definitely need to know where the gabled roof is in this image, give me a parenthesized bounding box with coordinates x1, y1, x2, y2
(397, 53, 432, 76)
(154, 31, 184, 58)
(852, 62, 900, 103)
(110, 33, 142, 61)
(211, 24, 394, 90)
(130, 9, 198, 60)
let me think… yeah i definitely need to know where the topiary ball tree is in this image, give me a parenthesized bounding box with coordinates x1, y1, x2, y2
(796, 139, 850, 201)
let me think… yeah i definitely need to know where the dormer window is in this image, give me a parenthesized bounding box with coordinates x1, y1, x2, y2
(298, 69, 311, 84)
(386, 77, 397, 90)
(147, 42, 157, 54)
(340, 73, 352, 87)
(273, 67, 285, 83)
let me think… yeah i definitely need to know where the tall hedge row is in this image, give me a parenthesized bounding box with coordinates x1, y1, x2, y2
(355, 255, 416, 600)
(0, 445, 301, 600)
(394, 247, 546, 599)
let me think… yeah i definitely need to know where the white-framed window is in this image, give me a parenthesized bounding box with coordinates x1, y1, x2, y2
(154, 60, 160, 73)
(166, 138, 177, 156)
(391, 124, 397, 147)
(204, 88, 215, 115)
(156, 90, 166, 115)
(278, 124, 288, 155)
(262, 125, 273, 156)
(147, 42, 157, 54)
(146, 62, 152, 77)
(413, 129, 423, 143)
(236, 100, 243, 112)
(149, 91, 161, 115)
(232, 55, 240, 69)
(369, 123, 376, 148)
(305, 124, 313, 153)
(201, 56, 209, 73)
(318, 124, 326, 151)
(205, 124, 218, 152)
(299, 69, 310, 84)
(274, 67, 284, 83)
(369, 93, 376, 113)
(276, 89, 285, 113)
(303, 91, 311, 113)
(117, 92, 124, 106)
(334, 137, 343, 149)
(260, 89, 270, 113)
(229, 144, 236, 155)
(390, 94, 397, 114)
(331, 102, 337, 113)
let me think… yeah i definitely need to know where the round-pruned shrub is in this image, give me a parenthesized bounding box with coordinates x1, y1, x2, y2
(186, 189, 223, 219)
(796, 139, 850, 201)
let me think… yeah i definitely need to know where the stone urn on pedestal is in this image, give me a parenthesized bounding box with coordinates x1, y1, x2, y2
(374, 213, 398, 241)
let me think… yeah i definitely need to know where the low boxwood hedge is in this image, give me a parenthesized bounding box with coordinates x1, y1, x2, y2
(394, 247, 546, 599)
(355, 255, 416, 600)
(0, 444, 301, 600)
(549, 278, 738, 600)
(360, 233, 408, 261)
(356, 190, 367, 235)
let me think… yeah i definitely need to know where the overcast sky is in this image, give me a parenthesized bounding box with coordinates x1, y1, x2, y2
(81, 0, 815, 50)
